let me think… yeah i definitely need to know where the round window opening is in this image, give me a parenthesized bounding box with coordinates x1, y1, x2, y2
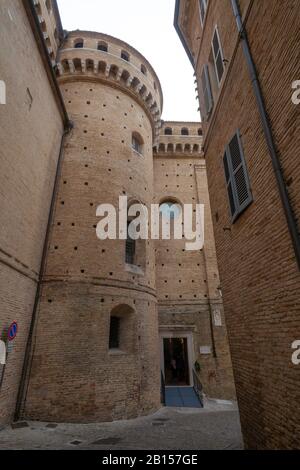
(159, 201, 182, 220)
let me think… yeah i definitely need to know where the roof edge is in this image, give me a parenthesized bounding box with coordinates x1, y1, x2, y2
(174, 0, 195, 68)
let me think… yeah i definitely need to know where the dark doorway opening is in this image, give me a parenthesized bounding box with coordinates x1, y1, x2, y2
(163, 337, 190, 386)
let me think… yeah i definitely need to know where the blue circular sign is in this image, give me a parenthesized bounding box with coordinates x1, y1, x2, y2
(8, 322, 18, 342)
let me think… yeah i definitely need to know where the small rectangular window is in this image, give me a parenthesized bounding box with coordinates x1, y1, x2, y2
(109, 317, 120, 349)
(199, 0, 208, 26)
(126, 223, 136, 264)
(223, 131, 252, 221)
(201, 64, 214, 119)
(211, 27, 224, 85)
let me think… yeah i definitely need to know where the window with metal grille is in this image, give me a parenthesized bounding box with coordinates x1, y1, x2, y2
(211, 27, 224, 85)
(199, 0, 208, 25)
(201, 64, 214, 119)
(126, 222, 136, 264)
(223, 131, 252, 221)
(109, 316, 120, 349)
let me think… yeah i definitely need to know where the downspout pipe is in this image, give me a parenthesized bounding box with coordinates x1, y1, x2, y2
(14, 0, 73, 422)
(231, 0, 300, 269)
(14, 122, 73, 421)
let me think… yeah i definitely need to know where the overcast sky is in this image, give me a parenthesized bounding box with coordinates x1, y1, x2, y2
(57, 0, 200, 122)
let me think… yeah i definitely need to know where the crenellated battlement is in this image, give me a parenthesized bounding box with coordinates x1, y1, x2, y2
(154, 121, 203, 155)
(56, 31, 163, 140)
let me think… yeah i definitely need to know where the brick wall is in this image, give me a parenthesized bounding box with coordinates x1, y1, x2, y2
(23, 33, 162, 423)
(0, 0, 63, 425)
(176, 0, 300, 449)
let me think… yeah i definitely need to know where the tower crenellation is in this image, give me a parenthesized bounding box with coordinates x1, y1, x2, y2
(57, 31, 163, 142)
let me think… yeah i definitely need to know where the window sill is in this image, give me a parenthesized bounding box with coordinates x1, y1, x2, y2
(108, 349, 127, 356)
(132, 148, 143, 157)
(125, 263, 144, 276)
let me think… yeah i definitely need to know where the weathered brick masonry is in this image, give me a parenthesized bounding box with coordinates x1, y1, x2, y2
(0, 0, 64, 425)
(0, 0, 236, 425)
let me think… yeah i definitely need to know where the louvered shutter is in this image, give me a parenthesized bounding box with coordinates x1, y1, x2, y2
(201, 65, 214, 119)
(212, 28, 224, 84)
(199, 0, 206, 24)
(223, 151, 237, 218)
(223, 132, 252, 221)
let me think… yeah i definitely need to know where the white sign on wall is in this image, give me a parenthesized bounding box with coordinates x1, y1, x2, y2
(213, 309, 222, 327)
(0, 340, 6, 365)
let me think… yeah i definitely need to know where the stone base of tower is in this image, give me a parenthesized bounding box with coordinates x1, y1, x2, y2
(21, 281, 161, 423)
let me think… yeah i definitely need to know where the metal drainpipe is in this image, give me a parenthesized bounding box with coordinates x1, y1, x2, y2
(14, 122, 72, 421)
(231, 0, 300, 269)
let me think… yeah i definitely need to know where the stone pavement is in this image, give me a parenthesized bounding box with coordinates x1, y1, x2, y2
(0, 399, 243, 450)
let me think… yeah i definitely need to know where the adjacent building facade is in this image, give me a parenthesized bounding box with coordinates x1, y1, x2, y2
(0, 0, 235, 426)
(175, 0, 300, 449)
(154, 122, 234, 399)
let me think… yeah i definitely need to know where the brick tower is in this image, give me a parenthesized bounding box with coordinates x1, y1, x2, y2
(21, 31, 163, 422)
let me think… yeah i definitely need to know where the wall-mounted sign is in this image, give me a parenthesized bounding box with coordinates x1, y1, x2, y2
(7, 321, 18, 342)
(199, 345, 211, 355)
(213, 309, 222, 327)
(0, 340, 6, 365)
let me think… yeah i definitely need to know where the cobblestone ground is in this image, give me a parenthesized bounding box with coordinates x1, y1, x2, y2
(0, 399, 243, 450)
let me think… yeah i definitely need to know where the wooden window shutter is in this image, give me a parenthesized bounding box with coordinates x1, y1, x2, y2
(223, 131, 252, 221)
(201, 64, 214, 119)
(212, 27, 224, 84)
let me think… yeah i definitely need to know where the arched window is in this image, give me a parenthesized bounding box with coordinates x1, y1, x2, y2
(121, 50, 130, 62)
(181, 127, 189, 135)
(74, 39, 84, 49)
(160, 200, 182, 220)
(141, 64, 147, 75)
(198, 128, 203, 136)
(132, 132, 144, 155)
(164, 127, 172, 135)
(108, 304, 135, 352)
(98, 41, 108, 52)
